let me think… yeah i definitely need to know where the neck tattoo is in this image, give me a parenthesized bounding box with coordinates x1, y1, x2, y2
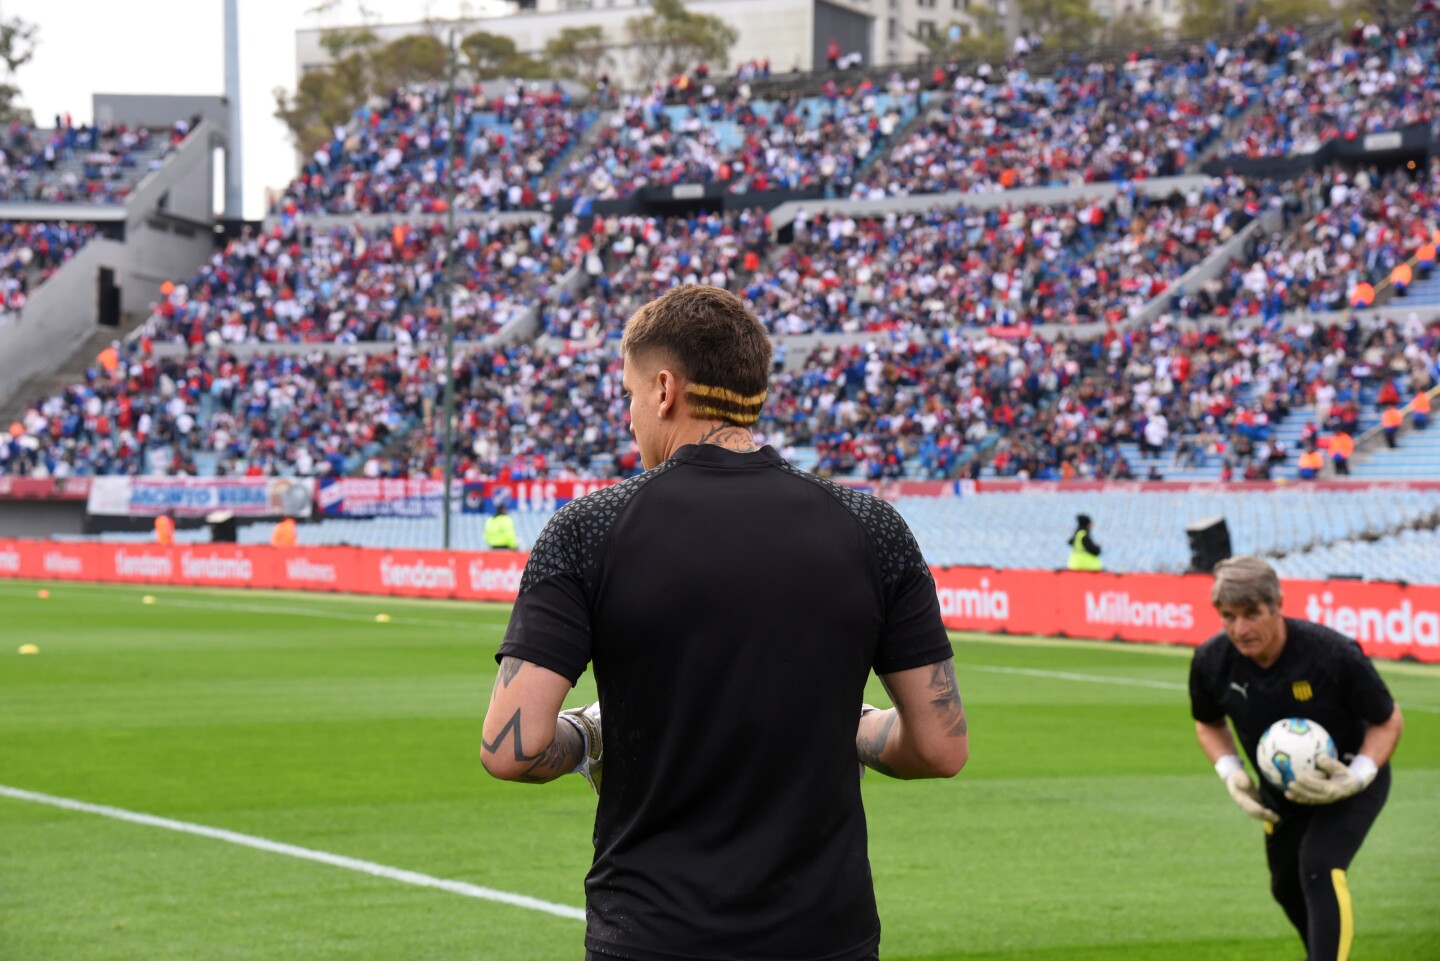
(697, 423, 760, 453)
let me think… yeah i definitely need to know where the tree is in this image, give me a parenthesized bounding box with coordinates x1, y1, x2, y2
(0, 14, 37, 123)
(626, 0, 738, 85)
(1015, 0, 1103, 52)
(545, 26, 613, 88)
(462, 31, 517, 78)
(371, 33, 449, 92)
(1103, 11, 1165, 47)
(911, 12, 1007, 62)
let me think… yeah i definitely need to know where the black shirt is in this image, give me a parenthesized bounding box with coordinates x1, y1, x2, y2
(498, 444, 954, 961)
(1188, 618, 1395, 809)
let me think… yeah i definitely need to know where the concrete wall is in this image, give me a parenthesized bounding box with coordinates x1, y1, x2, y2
(0, 501, 85, 538)
(0, 122, 222, 410)
(93, 94, 229, 133)
(0, 238, 123, 399)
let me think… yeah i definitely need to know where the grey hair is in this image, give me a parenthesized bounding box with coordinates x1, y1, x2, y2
(1211, 556, 1282, 609)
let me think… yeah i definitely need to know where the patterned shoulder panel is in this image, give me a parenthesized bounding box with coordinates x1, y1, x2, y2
(519, 459, 680, 595)
(771, 461, 932, 586)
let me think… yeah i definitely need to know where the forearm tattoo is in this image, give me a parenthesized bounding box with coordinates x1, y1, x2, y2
(483, 657, 585, 782)
(929, 660, 968, 737)
(857, 709, 901, 778)
(696, 423, 759, 452)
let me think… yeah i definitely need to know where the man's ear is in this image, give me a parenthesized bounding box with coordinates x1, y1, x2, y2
(656, 368, 682, 420)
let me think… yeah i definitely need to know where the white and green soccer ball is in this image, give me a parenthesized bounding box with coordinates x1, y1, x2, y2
(1256, 717, 1338, 790)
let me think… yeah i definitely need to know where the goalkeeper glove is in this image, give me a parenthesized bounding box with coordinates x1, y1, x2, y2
(557, 703, 603, 795)
(1215, 755, 1279, 824)
(858, 704, 881, 780)
(1285, 754, 1377, 805)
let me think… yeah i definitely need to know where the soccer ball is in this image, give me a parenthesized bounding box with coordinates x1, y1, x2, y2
(1256, 718, 1338, 789)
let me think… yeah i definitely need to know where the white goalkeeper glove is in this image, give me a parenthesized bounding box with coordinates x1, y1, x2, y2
(557, 702, 603, 795)
(858, 704, 881, 780)
(1285, 754, 1377, 805)
(1215, 755, 1279, 824)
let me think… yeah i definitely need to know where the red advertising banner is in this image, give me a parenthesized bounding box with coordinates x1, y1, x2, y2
(0, 477, 93, 500)
(2, 539, 1436, 663)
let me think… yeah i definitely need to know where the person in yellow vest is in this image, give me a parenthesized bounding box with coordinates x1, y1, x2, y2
(271, 516, 298, 548)
(484, 502, 518, 550)
(1067, 513, 1103, 571)
(1297, 447, 1324, 480)
(1380, 405, 1403, 448)
(1328, 430, 1352, 476)
(154, 511, 175, 546)
(1413, 389, 1431, 431)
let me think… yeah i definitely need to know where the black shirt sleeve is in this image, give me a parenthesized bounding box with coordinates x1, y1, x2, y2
(496, 503, 593, 685)
(872, 501, 953, 675)
(1188, 639, 1226, 724)
(1339, 639, 1397, 726)
(1082, 532, 1101, 556)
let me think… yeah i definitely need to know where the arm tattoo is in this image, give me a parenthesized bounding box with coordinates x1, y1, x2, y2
(696, 423, 759, 452)
(857, 709, 901, 778)
(515, 719, 584, 783)
(481, 709, 542, 764)
(928, 660, 968, 737)
(489, 656, 525, 703)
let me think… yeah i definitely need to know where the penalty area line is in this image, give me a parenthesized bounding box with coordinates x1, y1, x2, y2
(0, 784, 584, 922)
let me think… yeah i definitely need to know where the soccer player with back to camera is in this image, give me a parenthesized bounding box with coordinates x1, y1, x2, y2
(481, 285, 969, 961)
(1188, 556, 1404, 961)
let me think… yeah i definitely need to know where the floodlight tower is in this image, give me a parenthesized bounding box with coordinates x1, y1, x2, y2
(223, 0, 243, 220)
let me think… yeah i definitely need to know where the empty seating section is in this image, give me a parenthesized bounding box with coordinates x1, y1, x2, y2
(890, 489, 1440, 574)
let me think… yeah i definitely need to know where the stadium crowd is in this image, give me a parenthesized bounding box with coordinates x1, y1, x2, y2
(273, 84, 592, 215)
(855, 30, 1300, 197)
(1221, 16, 1440, 158)
(143, 216, 579, 346)
(0, 117, 183, 204)
(550, 78, 920, 199)
(2, 344, 428, 478)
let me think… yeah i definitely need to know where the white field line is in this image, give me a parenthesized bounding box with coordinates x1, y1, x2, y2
(0, 784, 584, 922)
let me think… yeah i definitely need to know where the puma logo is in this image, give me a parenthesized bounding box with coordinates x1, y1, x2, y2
(1229, 681, 1250, 699)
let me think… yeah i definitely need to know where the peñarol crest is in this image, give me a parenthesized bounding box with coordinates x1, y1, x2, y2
(1292, 680, 1314, 702)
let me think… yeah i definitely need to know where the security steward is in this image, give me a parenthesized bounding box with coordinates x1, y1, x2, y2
(1189, 556, 1403, 961)
(484, 502, 518, 550)
(1066, 513, 1103, 571)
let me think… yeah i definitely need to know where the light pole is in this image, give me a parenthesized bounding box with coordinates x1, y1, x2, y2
(441, 29, 460, 550)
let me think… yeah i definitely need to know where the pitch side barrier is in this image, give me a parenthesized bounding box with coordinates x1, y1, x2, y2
(2, 539, 1436, 665)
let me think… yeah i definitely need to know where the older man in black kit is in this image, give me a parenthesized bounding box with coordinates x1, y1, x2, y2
(1189, 556, 1404, 961)
(481, 285, 970, 961)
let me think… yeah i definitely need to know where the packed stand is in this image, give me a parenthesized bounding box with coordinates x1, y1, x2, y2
(550, 76, 921, 201)
(745, 182, 1266, 335)
(857, 31, 1299, 197)
(543, 209, 772, 340)
(761, 311, 1439, 483)
(1176, 163, 1440, 320)
(142, 216, 578, 346)
(0, 116, 187, 204)
(1221, 16, 1440, 159)
(273, 83, 592, 215)
(2, 342, 428, 478)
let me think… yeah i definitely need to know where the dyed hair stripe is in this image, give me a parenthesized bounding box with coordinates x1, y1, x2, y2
(687, 383, 766, 426)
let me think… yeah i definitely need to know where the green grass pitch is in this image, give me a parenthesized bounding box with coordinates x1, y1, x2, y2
(0, 579, 1436, 960)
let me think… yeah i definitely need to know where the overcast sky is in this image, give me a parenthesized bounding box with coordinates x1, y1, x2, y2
(3, 0, 489, 219)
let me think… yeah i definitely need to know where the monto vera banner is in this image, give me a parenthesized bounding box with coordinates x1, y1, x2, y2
(87, 477, 315, 518)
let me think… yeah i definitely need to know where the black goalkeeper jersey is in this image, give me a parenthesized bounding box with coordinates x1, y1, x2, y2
(1188, 618, 1395, 809)
(498, 444, 954, 961)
